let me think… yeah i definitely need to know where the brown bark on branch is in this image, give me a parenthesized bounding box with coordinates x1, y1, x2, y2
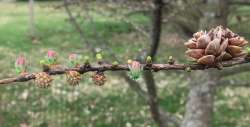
(219, 64, 250, 77)
(0, 58, 249, 85)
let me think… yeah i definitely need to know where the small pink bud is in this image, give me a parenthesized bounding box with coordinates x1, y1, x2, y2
(15, 55, 27, 74)
(69, 53, 77, 61)
(15, 55, 26, 66)
(130, 61, 141, 70)
(47, 50, 56, 58)
(128, 61, 143, 80)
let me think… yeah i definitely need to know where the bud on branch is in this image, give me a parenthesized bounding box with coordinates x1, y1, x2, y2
(15, 55, 27, 75)
(0, 57, 248, 85)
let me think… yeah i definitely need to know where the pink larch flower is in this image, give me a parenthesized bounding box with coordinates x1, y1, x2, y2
(44, 50, 57, 65)
(47, 50, 57, 58)
(128, 61, 143, 80)
(15, 55, 27, 74)
(69, 53, 78, 61)
(15, 55, 26, 66)
(68, 53, 81, 67)
(129, 61, 142, 69)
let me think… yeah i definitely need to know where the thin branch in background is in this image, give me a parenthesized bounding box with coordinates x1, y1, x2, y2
(61, 1, 179, 125)
(63, 0, 96, 54)
(142, 0, 165, 126)
(63, 0, 148, 108)
(81, 1, 151, 40)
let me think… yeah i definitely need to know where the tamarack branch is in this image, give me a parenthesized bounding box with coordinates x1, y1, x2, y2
(0, 57, 249, 85)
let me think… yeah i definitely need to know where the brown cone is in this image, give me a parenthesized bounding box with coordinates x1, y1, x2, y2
(185, 39, 197, 49)
(233, 51, 248, 58)
(185, 26, 248, 66)
(227, 45, 242, 56)
(185, 49, 204, 59)
(197, 34, 210, 49)
(92, 72, 107, 86)
(193, 31, 204, 39)
(198, 55, 215, 65)
(205, 38, 220, 56)
(34, 72, 53, 88)
(218, 38, 228, 54)
(66, 71, 81, 86)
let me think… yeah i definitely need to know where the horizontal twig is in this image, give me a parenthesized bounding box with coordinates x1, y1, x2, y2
(219, 64, 250, 77)
(0, 58, 249, 85)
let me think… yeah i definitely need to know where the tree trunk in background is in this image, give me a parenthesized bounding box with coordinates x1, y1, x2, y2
(218, 0, 229, 27)
(199, 0, 228, 29)
(29, 0, 35, 40)
(181, 71, 218, 127)
(182, 0, 229, 127)
(143, 0, 165, 126)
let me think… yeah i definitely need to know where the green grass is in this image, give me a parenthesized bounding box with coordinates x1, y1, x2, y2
(0, 2, 146, 53)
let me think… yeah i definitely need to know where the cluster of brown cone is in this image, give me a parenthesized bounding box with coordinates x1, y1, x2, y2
(66, 71, 81, 86)
(34, 71, 107, 88)
(35, 72, 53, 88)
(185, 26, 248, 65)
(92, 71, 107, 86)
